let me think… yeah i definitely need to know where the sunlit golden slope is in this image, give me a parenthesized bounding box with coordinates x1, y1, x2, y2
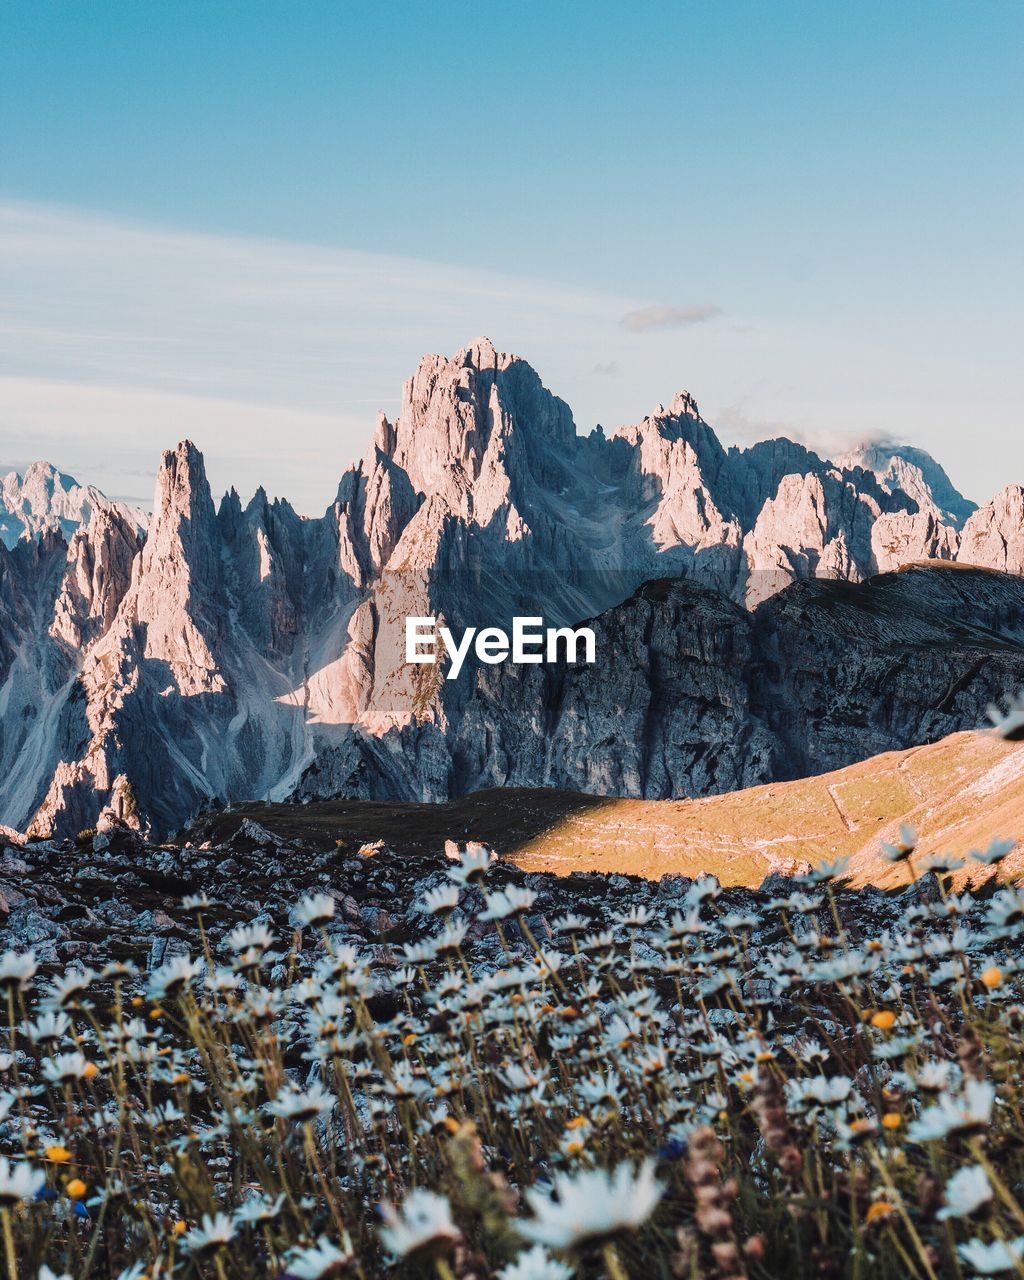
(193, 731, 1024, 889)
(509, 731, 1024, 887)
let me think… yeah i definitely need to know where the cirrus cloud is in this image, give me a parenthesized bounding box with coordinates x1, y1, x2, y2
(620, 303, 722, 333)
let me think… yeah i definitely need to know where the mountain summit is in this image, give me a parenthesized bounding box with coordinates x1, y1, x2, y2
(836, 440, 977, 529)
(0, 461, 147, 549)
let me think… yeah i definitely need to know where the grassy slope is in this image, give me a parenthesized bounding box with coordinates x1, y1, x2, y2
(513, 730, 1024, 886)
(192, 730, 1024, 888)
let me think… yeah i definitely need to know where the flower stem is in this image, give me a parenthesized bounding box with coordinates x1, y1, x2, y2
(1, 1210, 17, 1280)
(603, 1242, 630, 1280)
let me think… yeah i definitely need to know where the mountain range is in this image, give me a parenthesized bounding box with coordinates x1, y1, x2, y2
(2, 337, 1023, 838)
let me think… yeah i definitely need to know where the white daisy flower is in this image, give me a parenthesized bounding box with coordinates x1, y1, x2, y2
(987, 693, 1024, 741)
(881, 825, 918, 863)
(498, 1245, 575, 1280)
(43, 967, 95, 1010)
(378, 1188, 461, 1259)
(22, 1011, 71, 1044)
(908, 1079, 996, 1143)
(284, 1234, 355, 1277)
(446, 843, 496, 885)
(971, 837, 1015, 866)
(185, 1211, 237, 1254)
(0, 1157, 45, 1206)
(0, 950, 37, 993)
(41, 1051, 91, 1084)
(265, 1080, 335, 1122)
(292, 893, 336, 928)
(225, 922, 275, 954)
(518, 1160, 663, 1249)
(147, 954, 202, 1000)
(937, 1165, 993, 1220)
(417, 884, 460, 915)
(958, 1235, 1024, 1274)
(480, 887, 538, 921)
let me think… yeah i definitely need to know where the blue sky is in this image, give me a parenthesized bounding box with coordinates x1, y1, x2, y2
(1, 1, 1021, 512)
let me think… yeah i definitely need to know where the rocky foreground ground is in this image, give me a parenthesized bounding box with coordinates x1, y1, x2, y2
(4, 812, 1024, 1278)
(0, 813, 945, 977)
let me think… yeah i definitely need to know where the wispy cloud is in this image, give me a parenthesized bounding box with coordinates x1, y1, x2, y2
(713, 398, 893, 461)
(0, 199, 997, 510)
(0, 200, 637, 513)
(620, 304, 722, 333)
(0, 376, 352, 514)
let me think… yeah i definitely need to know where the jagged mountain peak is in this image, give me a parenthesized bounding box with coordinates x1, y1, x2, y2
(156, 438, 207, 494)
(458, 334, 501, 367)
(386, 340, 576, 505)
(656, 390, 702, 420)
(958, 483, 1024, 573)
(836, 439, 976, 529)
(618, 388, 712, 440)
(372, 410, 397, 457)
(148, 442, 214, 539)
(15, 459, 77, 489)
(142, 439, 219, 592)
(1, 459, 147, 550)
(247, 484, 271, 513)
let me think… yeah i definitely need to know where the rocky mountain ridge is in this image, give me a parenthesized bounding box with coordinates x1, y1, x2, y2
(0, 460, 146, 549)
(1, 338, 1022, 837)
(450, 566, 1024, 802)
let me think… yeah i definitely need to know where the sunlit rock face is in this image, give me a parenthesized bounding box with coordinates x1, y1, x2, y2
(959, 486, 1024, 575)
(0, 340, 1016, 837)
